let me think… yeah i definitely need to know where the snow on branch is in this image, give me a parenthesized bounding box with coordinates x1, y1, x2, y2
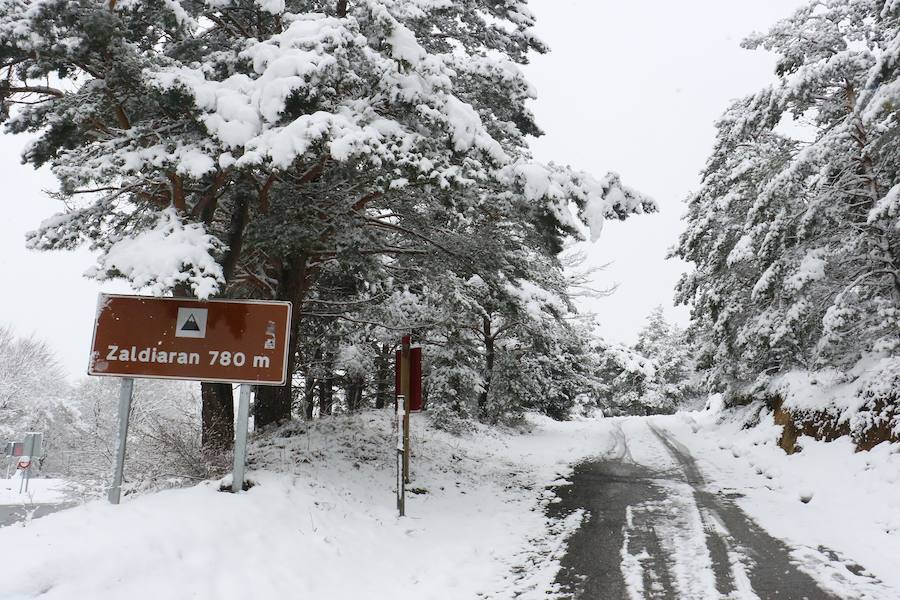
(144, 10, 504, 177)
(499, 162, 657, 241)
(504, 278, 568, 322)
(87, 208, 225, 299)
(868, 183, 900, 227)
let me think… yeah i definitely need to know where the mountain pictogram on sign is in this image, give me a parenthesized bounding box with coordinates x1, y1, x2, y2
(175, 307, 208, 338)
(181, 314, 201, 332)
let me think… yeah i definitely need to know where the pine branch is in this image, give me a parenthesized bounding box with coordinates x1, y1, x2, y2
(365, 217, 472, 263)
(2, 84, 64, 97)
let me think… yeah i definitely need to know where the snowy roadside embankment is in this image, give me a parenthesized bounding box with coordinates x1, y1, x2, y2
(657, 400, 900, 597)
(0, 411, 611, 600)
(760, 356, 900, 449)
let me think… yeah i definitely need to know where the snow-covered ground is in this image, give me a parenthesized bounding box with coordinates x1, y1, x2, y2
(1, 405, 897, 600)
(0, 474, 70, 506)
(656, 400, 900, 598)
(0, 411, 613, 600)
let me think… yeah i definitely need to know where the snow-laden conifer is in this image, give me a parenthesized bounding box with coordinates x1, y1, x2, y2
(1, 0, 654, 432)
(676, 0, 900, 420)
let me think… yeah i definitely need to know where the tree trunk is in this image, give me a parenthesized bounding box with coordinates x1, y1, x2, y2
(196, 190, 247, 449)
(478, 315, 495, 420)
(201, 382, 234, 450)
(347, 377, 363, 411)
(319, 375, 333, 416)
(254, 253, 310, 429)
(374, 343, 391, 409)
(303, 371, 316, 420)
(254, 375, 293, 429)
(170, 285, 235, 450)
(220, 193, 250, 283)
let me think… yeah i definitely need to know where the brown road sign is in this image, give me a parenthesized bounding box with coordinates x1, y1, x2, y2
(89, 294, 292, 385)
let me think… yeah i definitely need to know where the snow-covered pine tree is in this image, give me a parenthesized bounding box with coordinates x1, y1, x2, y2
(401, 182, 621, 424)
(675, 0, 900, 406)
(1, 0, 654, 439)
(291, 173, 620, 425)
(633, 306, 699, 410)
(674, 96, 795, 392)
(590, 337, 658, 416)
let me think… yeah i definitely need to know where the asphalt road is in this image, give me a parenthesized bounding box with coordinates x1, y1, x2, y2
(546, 422, 879, 600)
(0, 502, 73, 527)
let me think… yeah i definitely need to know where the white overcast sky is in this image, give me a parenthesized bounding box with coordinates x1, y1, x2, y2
(524, 0, 806, 340)
(0, 0, 805, 379)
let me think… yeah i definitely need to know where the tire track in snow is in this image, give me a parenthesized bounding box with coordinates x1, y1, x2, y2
(651, 422, 840, 599)
(541, 418, 843, 599)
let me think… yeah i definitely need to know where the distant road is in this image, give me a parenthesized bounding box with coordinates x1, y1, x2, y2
(0, 503, 73, 527)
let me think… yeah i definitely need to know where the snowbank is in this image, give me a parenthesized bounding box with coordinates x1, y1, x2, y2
(0, 411, 611, 600)
(754, 356, 900, 448)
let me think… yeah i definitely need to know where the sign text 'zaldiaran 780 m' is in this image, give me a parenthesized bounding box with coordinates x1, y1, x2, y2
(88, 294, 292, 385)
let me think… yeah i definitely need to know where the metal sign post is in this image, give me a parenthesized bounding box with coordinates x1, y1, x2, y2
(17, 458, 32, 493)
(108, 377, 135, 504)
(6, 434, 42, 494)
(18, 433, 43, 495)
(396, 395, 406, 517)
(232, 384, 252, 493)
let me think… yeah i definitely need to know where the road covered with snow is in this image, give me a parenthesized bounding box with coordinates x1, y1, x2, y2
(0, 477, 76, 529)
(0, 406, 897, 600)
(549, 416, 898, 599)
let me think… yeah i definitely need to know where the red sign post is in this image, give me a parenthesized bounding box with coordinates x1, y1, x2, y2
(394, 335, 424, 515)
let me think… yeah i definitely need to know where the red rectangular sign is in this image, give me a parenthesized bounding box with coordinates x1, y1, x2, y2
(88, 294, 292, 385)
(395, 347, 423, 411)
